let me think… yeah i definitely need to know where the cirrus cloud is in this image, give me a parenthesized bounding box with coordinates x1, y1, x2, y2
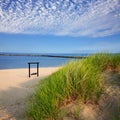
(0, 0, 120, 37)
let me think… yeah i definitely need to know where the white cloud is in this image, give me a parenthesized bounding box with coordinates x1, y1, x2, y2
(0, 0, 120, 37)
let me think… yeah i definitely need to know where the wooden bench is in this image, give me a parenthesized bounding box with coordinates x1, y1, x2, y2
(28, 62, 39, 77)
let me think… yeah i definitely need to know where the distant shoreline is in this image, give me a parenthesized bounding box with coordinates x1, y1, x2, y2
(0, 53, 87, 59)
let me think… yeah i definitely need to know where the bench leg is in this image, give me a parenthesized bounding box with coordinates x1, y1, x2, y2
(37, 63, 39, 77)
(29, 64, 30, 77)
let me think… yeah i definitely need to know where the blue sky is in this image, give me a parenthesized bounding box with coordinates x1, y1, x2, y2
(0, 0, 120, 53)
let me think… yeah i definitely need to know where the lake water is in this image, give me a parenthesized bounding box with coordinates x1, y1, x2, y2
(0, 53, 88, 69)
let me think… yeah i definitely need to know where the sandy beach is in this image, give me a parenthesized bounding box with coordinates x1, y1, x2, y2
(0, 67, 60, 120)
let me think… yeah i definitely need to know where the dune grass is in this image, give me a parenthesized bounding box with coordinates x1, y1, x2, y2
(27, 53, 120, 120)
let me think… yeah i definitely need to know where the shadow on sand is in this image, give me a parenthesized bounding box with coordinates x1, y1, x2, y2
(0, 76, 45, 120)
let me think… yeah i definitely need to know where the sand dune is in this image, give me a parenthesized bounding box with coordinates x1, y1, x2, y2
(1, 68, 119, 120)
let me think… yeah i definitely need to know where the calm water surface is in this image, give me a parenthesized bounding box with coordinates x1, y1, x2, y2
(0, 53, 88, 69)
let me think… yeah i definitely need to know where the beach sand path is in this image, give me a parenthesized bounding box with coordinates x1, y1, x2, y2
(0, 67, 60, 120)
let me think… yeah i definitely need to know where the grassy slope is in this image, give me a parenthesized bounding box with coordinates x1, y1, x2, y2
(27, 53, 120, 120)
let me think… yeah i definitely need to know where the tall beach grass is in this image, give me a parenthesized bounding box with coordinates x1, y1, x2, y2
(27, 53, 120, 120)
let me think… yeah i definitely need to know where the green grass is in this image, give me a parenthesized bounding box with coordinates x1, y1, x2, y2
(27, 53, 120, 120)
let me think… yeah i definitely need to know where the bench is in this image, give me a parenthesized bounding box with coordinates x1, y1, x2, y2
(28, 62, 39, 77)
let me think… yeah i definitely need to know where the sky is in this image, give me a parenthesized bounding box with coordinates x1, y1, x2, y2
(0, 0, 120, 53)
